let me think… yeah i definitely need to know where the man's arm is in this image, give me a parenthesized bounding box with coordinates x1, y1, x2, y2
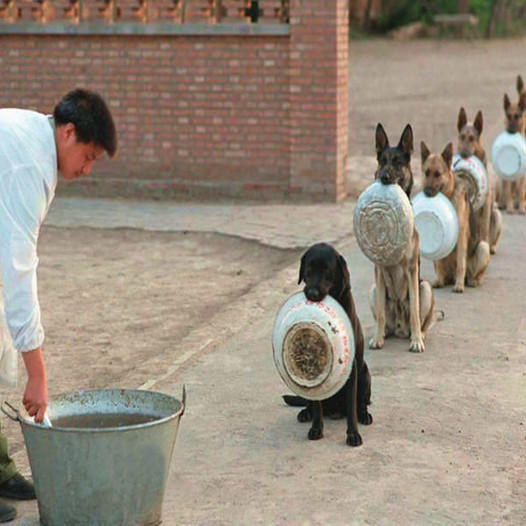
(21, 347, 48, 422)
(0, 165, 50, 423)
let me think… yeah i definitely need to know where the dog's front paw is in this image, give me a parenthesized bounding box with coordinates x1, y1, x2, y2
(519, 207, 526, 215)
(346, 431, 363, 447)
(369, 336, 384, 350)
(409, 338, 425, 353)
(358, 410, 373, 425)
(490, 245, 497, 255)
(297, 408, 312, 423)
(308, 427, 323, 440)
(452, 283, 464, 293)
(432, 279, 444, 289)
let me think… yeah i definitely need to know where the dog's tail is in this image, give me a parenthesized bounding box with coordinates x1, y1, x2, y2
(282, 394, 308, 407)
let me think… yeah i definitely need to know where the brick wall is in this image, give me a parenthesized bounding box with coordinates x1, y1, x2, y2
(0, 1, 349, 201)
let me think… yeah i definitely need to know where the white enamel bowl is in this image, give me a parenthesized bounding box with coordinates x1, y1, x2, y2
(490, 131, 526, 181)
(451, 154, 489, 211)
(272, 292, 355, 401)
(412, 191, 459, 261)
(353, 181, 414, 266)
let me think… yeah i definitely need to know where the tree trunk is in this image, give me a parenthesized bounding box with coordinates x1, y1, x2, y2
(457, 0, 468, 14)
(485, 0, 501, 38)
(362, 0, 374, 31)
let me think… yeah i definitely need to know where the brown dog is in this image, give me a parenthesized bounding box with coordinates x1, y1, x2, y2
(457, 107, 502, 254)
(495, 93, 526, 214)
(368, 124, 435, 353)
(421, 142, 490, 292)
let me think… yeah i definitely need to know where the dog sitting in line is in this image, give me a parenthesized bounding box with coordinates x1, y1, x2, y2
(495, 93, 526, 214)
(282, 242, 372, 447)
(456, 108, 502, 255)
(421, 141, 490, 292)
(368, 123, 435, 353)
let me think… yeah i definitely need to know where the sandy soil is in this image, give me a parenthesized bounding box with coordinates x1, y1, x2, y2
(0, 228, 300, 460)
(349, 38, 526, 158)
(3, 36, 526, 525)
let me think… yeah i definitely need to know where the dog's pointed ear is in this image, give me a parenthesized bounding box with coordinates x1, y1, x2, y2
(504, 93, 511, 112)
(375, 123, 389, 157)
(457, 107, 467, 132)
(420, 141, 431, 165)
(517, 75, 524, 96)
(298, 253, 306, 285)
(519, 92, 526, 112)
(441, 142, 453, 169)
(338, 255, 351, 294)
(398, 124, 413, 155)
(474, 111, 483, 136)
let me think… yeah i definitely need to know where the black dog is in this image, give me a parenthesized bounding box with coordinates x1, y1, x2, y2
(283, 243, 372, 447)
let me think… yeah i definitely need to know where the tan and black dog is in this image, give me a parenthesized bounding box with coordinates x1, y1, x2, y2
(368, 124, 435, 354)
(421, 142, 490, 292)
(456, 107, 502, 254)
(495, 93, 526, 214)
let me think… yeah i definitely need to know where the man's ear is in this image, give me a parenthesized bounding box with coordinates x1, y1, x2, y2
(298, 253, 306, 285)
(60, 122, 77, 143)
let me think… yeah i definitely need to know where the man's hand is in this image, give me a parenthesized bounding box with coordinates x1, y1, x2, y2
(22, 347, 48, 423)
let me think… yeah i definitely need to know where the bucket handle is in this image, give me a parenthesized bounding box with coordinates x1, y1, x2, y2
(1, 401, 21, 423)
(181, 385, 186, 417)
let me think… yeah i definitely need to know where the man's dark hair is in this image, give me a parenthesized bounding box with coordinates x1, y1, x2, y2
(53, 88, 117, 157)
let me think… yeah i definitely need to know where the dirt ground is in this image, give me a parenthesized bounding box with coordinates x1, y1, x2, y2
(0, 228, 300, 460)
(2, 37, 526, 524)
(348, 38, 525, 158)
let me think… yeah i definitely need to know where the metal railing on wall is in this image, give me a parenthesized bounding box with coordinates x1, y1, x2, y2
(0, 0, 289, 25)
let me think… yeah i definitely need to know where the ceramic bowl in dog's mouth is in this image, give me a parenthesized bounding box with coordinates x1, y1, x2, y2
(490, 131, 526, 181)
(412, 191, 459, 261)
(451, 154, 489, 210)
(272, 292, 355, 401)
(353, 181, 414, 266)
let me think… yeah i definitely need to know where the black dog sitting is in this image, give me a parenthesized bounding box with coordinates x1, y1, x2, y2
(283, 243, 373, 447)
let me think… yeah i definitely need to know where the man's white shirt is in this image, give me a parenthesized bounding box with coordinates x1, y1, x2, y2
(0, 109, 57, 352)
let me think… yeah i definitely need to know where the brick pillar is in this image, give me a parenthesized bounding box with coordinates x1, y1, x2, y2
(289, 0, 349, 201)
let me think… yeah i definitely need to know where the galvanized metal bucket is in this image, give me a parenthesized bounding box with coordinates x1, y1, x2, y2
(2, 388, 185, 526)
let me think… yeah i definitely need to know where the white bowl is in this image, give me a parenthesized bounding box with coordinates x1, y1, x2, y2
(451, 154, 489, 211)
(353, 181, 414, 266)
(412, 191, 459, 261)
(490, 131, 526, 181)
(272, 292, 355, 401)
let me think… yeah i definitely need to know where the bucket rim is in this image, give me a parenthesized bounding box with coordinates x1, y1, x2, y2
(17, 388, 185, 434)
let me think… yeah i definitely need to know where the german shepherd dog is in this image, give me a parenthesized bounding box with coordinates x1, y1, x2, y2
(368, 124, 435, 353)
(456, 108, 502, 254)
(495, 93, 526, 214)
(283, 243, 373, 447)
(421, 142, 490, 292)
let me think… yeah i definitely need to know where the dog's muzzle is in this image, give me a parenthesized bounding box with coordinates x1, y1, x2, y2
(304, 287, 324, 302)
(423, 186, 438, 197)
(379, 171, 394, 185)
